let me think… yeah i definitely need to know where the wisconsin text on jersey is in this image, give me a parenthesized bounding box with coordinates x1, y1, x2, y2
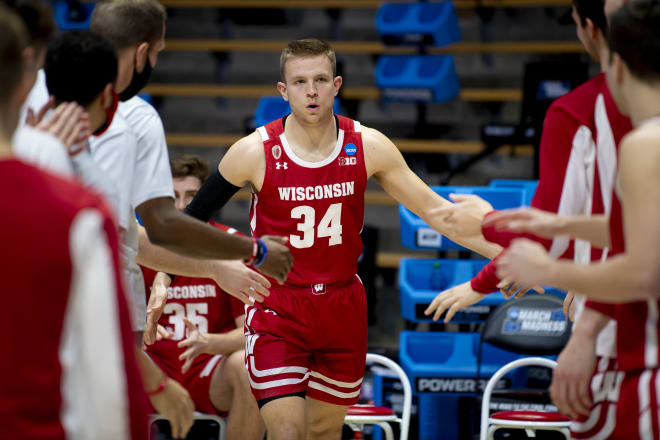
(167, 284, 218, 300)
(277, 181, 355, 201)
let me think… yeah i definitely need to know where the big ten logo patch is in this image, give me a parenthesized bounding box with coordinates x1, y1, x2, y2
(338, 157, 357, 166)
(344, 143, 357, 156)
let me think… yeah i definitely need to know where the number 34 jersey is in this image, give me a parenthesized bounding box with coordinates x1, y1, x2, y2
(251, 115, 367, 287)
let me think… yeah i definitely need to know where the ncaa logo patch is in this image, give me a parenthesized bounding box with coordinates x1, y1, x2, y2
(272, 145, 282, 160)
(344, 143, 357, 156)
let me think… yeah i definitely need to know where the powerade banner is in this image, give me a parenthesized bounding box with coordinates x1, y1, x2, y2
(502, 307, 567, 336)
(416, 377, 510, 393)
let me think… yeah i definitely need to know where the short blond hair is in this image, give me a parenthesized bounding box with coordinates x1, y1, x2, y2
(279, 38, 336, 82)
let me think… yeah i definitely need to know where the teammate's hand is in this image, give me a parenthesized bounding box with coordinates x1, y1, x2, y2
(424, 281, 485, 323)
(482, 207, 563, 239)
(209, 260, 271, 304)
(144, 273, 170, 345)
(35, 102, 91, 149)
(549, 331, 595, 419)
(178, 318, 210, 374)
(257, 235, 293, 284)
(563, 292, 575, 321)
(24, 97, 53, 126)
(156, 324, 174, 341)
(497, 279, 545, 299)
(428, 193, 494, 238)
(496, 239, 555, 287)
(149, 378, 195, 439)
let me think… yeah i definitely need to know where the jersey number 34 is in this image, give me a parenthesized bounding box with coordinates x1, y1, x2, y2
(290, 202, 342, 249)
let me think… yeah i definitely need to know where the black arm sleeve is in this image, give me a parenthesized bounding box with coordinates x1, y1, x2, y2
(184, 168, 241, 222)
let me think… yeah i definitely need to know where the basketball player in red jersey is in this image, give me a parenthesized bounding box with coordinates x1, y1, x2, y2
(142, 155, 265, 440)
(0, 8, 146, 439)
(185, 39, 501, 439)
(493, 1, 660, 437)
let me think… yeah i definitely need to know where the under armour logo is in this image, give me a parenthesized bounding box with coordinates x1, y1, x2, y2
(311, 283, 326, 295)
(276, 162, 288, 170)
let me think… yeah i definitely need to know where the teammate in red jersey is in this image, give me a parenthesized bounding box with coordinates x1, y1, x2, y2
(492, 1, 660, 437)
(185, 38, 501, 440)
(0, 8, 146, 439)
(142, 155, 265, 440)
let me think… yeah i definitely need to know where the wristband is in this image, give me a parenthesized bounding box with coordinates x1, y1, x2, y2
(147, 377, 168, 397)
(253, 238, 267, 267)
(244, 237, 259, 266)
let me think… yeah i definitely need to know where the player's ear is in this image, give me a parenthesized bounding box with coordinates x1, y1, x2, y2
(135, 42, 150, 72)
(333, 76, 343, 96)
(277, 81, 288, 102)
(101, 83, 113, 109)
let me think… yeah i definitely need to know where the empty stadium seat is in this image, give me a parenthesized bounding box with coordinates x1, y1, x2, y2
(53, 1, 95, 30)
(376, 2, 461, 46)
(375, 55, 459, 102)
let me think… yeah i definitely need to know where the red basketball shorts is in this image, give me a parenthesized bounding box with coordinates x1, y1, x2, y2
(570, 356, 622, 440)
(244, 276, 368, 406)
(147, 351, 225, 415)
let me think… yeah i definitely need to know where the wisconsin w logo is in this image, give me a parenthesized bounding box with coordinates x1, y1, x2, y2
(311, 283, 326, 295)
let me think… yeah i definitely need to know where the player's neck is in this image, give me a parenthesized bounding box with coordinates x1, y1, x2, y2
(627, 81, 660, 127)
(0, 138, 12, 159)
(285, 112, 337, 154)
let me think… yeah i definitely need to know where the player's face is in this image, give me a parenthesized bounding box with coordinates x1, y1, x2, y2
(278, 54, 342, 124)
(173, 175, 202, 211)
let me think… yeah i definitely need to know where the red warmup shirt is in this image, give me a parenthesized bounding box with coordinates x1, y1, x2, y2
(0, 159, 147, 440)
(471, 74, 632, 298)
(250, 115, 367, 287)
(142, 222, 244, 372)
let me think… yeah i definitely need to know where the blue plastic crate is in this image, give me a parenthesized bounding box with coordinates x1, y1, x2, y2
(399, 331, 528, 396)
(489, 179, 538, 206)
(53, 1, 95, 30)
(254, 96, 341, 127)
(375, 55, 459, 102)
(376, 2, 461, 47)
(399, 258, 506, 323)
(399, 186, 526, 251)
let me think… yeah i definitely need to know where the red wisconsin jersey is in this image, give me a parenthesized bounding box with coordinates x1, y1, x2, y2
(250, 115, 367, 287)
(142, 222, 245, 360)
(0, 159, 146, 440)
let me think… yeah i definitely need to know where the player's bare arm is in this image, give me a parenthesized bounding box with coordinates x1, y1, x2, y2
(177, 316, 246, 373)
(136, 225, 271, 304)
(497, 127, 660, 302)
(218, 131, 266, 191)
(484, 208, 610, 249)
(362, 125, 501, 259)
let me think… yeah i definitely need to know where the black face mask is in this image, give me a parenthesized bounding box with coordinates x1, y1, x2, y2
(119, 56, 153, 101)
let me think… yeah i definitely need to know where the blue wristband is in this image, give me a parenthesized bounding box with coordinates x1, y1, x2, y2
(253, 238, 267, 267)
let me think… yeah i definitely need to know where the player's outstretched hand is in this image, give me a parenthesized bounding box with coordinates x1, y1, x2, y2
(497, 279, 545, 299)
(428, 193, 494, 238)
(35, 102, 91, 149)
(497, 239, 554, 287)
(482, 207, 563, 239)
(144, 272, 171, 346)
(178, 318, 210, 374)
(549, 331, 595, 419)
(424, 281, 485, 323)
(258, 235, 293, 284)
(149, 378, 195, 439)
(209, 260, 271, 305)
